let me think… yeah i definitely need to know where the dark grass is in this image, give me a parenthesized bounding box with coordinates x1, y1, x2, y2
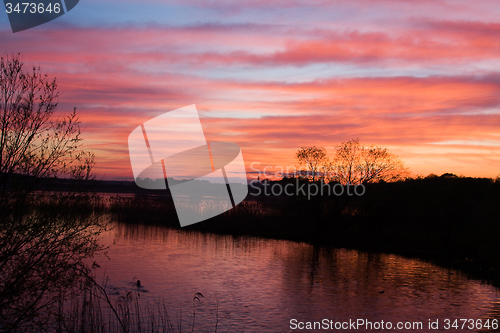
(33, 278, 238, 333)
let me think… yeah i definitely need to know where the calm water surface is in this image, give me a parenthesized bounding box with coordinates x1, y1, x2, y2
(93, 222, 500, 332)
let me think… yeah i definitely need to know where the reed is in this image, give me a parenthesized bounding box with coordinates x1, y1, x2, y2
(55, 277, 237, 333)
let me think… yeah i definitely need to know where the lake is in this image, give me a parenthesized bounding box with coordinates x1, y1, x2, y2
(93, 222, 500, 332)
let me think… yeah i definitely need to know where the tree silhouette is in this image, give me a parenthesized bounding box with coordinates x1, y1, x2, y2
(330, 139, 409, 185)
(296, 146, 328, 181)
(0, 54, 105, 331)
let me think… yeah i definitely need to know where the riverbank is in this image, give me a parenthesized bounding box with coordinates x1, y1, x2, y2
(21, 174, 500, 288)
(106, 175, 500, 288)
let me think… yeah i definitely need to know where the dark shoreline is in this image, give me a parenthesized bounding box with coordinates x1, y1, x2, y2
(24, 174, 500, 289)
(99, 176, 500, 290)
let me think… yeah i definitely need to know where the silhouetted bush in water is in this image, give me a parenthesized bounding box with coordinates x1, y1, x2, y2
(0, 193, 109, 333)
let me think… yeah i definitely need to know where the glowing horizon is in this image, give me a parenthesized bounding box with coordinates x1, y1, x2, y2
(1, 0, 499, 180)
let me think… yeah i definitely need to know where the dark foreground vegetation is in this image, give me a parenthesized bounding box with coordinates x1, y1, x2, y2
(1, 190, 237, 333)
(105, 174, 500, 288)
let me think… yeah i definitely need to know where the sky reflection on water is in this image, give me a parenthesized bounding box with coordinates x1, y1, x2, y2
(93, 222, 500, 332)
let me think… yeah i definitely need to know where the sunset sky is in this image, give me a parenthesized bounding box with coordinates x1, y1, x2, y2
(1, 0, 500, 180)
